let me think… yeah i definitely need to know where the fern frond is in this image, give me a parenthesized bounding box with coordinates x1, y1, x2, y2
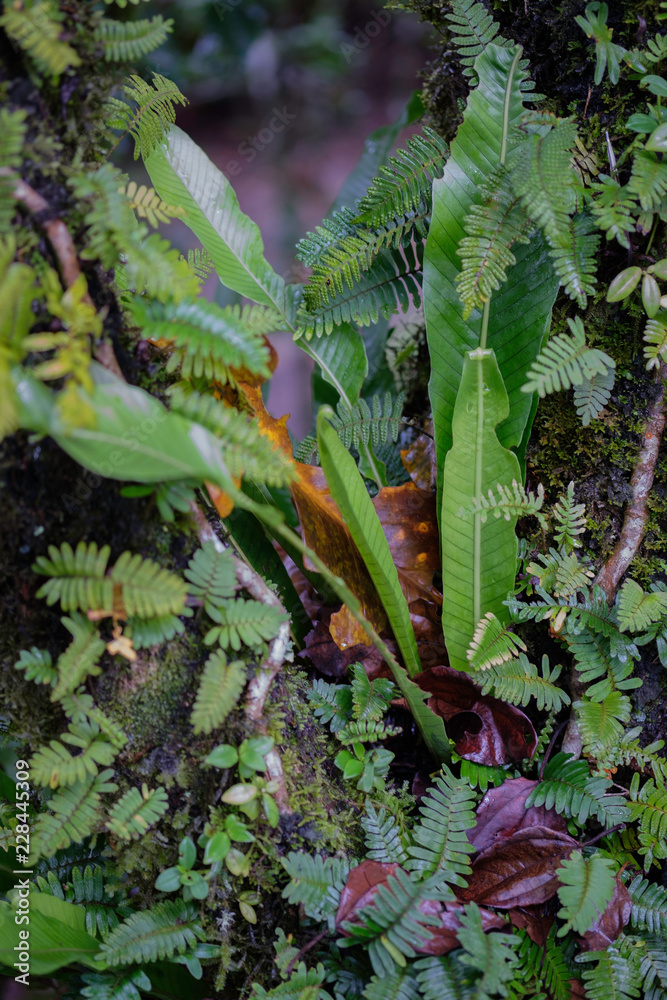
(296, 207, 358, 267)
(526, 750, 629, 826)
(307, 678, 353, 734)
(548, 212, 600, 309)
(457, 757, 512, 792)
(31, 721, 117, 789)
(58, 690, 127, 750)
(557, 850, 616, 935)
(466, 479, 547, 528)
(522, 316, 614, 397)
(574, 366, 615, 426)
(96, 899, 205, 966)
(131, 297, 276, 385)
(31, 770, 118, 859)
(362, 802, 408, 865)
(106, 73, 188, 160)
(125, 612, 187, 648)
(527, 548, 593, 598)
(105, 784, 169, 840)
(205, 599, 288, 652)
(405, 766, 476, 886)
(190, 650, 246, 735)
(628, 776, 667, 842)
(552, 480, 587, 551)
(414, 953, 475, 1000)
(618, 578, 667, 632)
(168, 389, 295, 487)
(281, 852, 350, 921)
(456, 166, 531, 319)
(121, 181, 184, 227)
(456, 902, 520, 999)
(643, 314, 667, 370)
(565, 626, 641, 703)
(298, 243, 423, 339)
(627, 875, 667, 933)
(575, 693, 631, 756)
(118, 231, 202, 303)
(628, 150, 667, 213)
(0, 109, 27, 234)
(184, 544, 237, 612)
(94, 16, 173, 62)
(363, 969, 420, 1000)
(466, 612, 527, 670)
(590, 176, 636, 249)
(51, 613, 106, 702)
(634, 934, 667, 1000)
(252, 962, 330, 1000)
(445, 0, 539, 96)
(329, 391, 404, 452)
(14, 646, 57, 686)
(0, 0, 80, 76)
(35, 861, 132, 938)
(80, 970, 152, 1000)
(186, 247, 215, 282)
(475, 653, 571, 712)
(579, 948, 641, 1000)
(349, 662, 395, 722)
(336, 718, 402, 745)
(513, 928, 571, 1000)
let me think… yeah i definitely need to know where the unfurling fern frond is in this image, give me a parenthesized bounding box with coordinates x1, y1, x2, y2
(643, 314, 667, 370)
(526, 751, 629, 827)
(106, 73, 188, 160)
(190, 650, 246, 735)
(105, 784, 169, 840)
(522, 316, 615, 397)
(121, 181, 184, 227)
(168, 390, 294, 487)
(31, 770, 118, 859)
(0, 109, 26, 234)
(298, 243, 423, 339)
(96, 899, 205, 966)
(405, 766, 476, 886)
(31, 721, 117, 788)
(14, 647, 57, 686)
(0, 0, 80, 76)
(466, 612, 527, 670)
(51, 614, 106, 702)
(184, 543, 237, 613)
(474, 653, 571, 713)
(575, 693, 631, 756)
(204, 599, 288, 652)
(579, 948, 640, 1000)
(466, 480, 547, 528)
(456, 166, 531, 319)
(574, 366, 615, 425)
(627, 875, 667, 933)
(131, 297, 276, 385)
(281, 851, 350, 921)
(94, 16, 173, 62)
(556, 850, 616, 935)
(617, 578, 667, 632)
(362, 803, 408, 865)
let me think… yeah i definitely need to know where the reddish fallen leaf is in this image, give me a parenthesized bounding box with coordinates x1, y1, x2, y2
(507, 905, 554, 946)
(336, 860, 401, 925)
(458, 826, 579, 908)
(580, 877, 632, 951)
(569, 978, 587, 999)
(401, 421, 436, 491)
(300, 612, 382, 679)
(417, 900, 508, 955)
(413, 666, 537, 765)
(469, 777, 568, 854)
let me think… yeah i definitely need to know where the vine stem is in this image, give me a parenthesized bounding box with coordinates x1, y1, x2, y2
(594, 362, 667, 601)
(189, 502, 292, 816)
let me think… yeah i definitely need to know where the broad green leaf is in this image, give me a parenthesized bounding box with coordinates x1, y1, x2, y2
(441, 349, 521, 669)
(317, 407, 419, 676)
(423, 43, 559, 503)
(0, 897, 102, 974)
(144, 125, 296, 323)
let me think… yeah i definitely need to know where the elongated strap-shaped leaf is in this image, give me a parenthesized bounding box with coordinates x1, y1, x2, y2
(441, 349, 521, 669)
(144, 125, 296, 323)
(316, 406, 420, 676)
(423, 43, 559, 502)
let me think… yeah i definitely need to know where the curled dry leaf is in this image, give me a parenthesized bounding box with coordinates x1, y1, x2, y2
(580, 877, 632, 951)
(336, 859, 402, 925)
(301, 611, 382, 678)
(418, 899, 508, 955)
(458, 826, 579, 908)
(469, 777, 568, 854)
(507, 905, 554, 946)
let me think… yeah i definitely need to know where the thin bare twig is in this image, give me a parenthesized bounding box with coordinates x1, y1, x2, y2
(595, 363, 667, 601)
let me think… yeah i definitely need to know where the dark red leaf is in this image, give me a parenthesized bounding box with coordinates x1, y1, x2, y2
(458, 826, 579, 908)
(416, 901, 508, 955)
(336, 860, 401, 926)
(581, 877, 632, 951)
(301, 611, 382, 678)
(508, 905, 554, 946)
(469, 777, 569, 854)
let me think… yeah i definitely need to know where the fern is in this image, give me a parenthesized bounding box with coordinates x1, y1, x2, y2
(527, 548, 593, 598)
(51, 613, 106, 702)
(522, 316, 614, 397)
(307, 678, 353, 734)
(58, 690, 127, 750)
(565, 624, 641, 703)
(548, 212, 600, 312)
(96, 898, 205, 966)
(31, 720, 117, 788)
(628, 775, 667, 843)
(0, 0, 80, 76)
(414, 953, 475, 1000)
(190, 650, 246, 735)
(627, 875, 667, 933)
(106, 73, 188, 160)
(125, 612, 187, 648)
(252, 963, 331, 1000)
(329, 392, 404, 451)
(579, 948, 641, 1000)
(31, 770, 118, 858)
(599, 727, 667, 784)
(362, 802, 408, 865)
(105, 784, 169, 840)
(617, 578, 667, 632)
(94, 16, 173, 62)
(635, 934, 667, 1000)
(14, 646, 57, 686)
(526, 751, 629, 826)
(281, 852, 350, 921)
(456, 903, 520, 999)
(574, 367, 615, 426)
(466, 480, 547, 528)
(553, 480, 587, 551)
(474, 653, 571, 712)
(336, 718, 402, 744)
(0, 109, 26, 234)
(363, 969, 420, 1000)
(466, 612, 527, 670)
(121, 180, 184, 227)
(457, 756, 512, 792)
(590, 176, 637, 249)
(557, 850, 616, 935)
(80, 970, 152, 1000)
(204, 599, 288, 652)
(456, 166, 531, 319)
(445, 0, 539, 97)
(35, 862, 132, 937)
(354, 127, 448, 224)
(575, 694, 632, 756)
(628, 150, 667, 213)
(644, 314, 667, 370)
(405, 766, 477, 886)
(512, 928, 571, 1000)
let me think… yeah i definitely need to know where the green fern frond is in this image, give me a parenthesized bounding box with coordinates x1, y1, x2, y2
(131, 297, 275, 385)
(617, 578, 667, 632)
(405, 766, 476, 886)
(190, 650, 246, 735)
(336, 718, 402, 744)
(281, 851, 350, 921)
(348, 661, 394, 722)
(414, 953, 475, 1000)
(121, 180, 184, 227)
(474, 653, 571, 712)
(575, 693, 631, 756)
(252, 963, 330, 1000)
(31, 770, 118, 859)
(466, 612, 527, 670)
(31, 720, 117, 788)
(205, 599, 288, 652)
(527, 548, 593, 598)
(522, 316, 614, 397)
(1, 0, 80, 76)
(14, 647, 57, 686)
(590, 176, 636, 249)
(627, 875, 667, 933)
(106, 784, 169, 840)
(552, 481, 587, 551)
(186, 247, 215, 282)
(106, 73, 188, 160)
(445, 0, 539, 97)
(168, 389, 295, 487)
(125, 612, 187, 648)
(628, 775, 667, 843)
(635, 933, 667, 1000)
(363, 969, 420, 1000)
(526, 750, 629, 826)
(456, 166, 531, 319)
(466, 479, 547, 528)
(557, 850, 616, 935)
(574, 366, 615, 426)
(0, 109, 26, 234)
(35, 861, 132, 938)
(94, 16, 173, 62)
(328, 392, 404, 451)
(80, 970, 152, 1000)
(296, 207, 358, 267)
(456, 902, 520, 999)
(565, 625, 641, 702)
(119, 231, 202, 302)
(298, 243, 423, 339)
(185, 543, 237, 612)
(96, 898, 205, 966)
(457, 757, 512, 792)
(643, 314, 667, 370)
(548, 212, 600, 309)
(362, 802, 408, 865)
(579, 948, 641, 1000)
(58, 690, 127, 750)
(307, 678, 353, 734)
(599, 727, 667, 784)
(628, 150, 667, 213)
(513, 928, 571, 1000)
(51, 613, 106, 702)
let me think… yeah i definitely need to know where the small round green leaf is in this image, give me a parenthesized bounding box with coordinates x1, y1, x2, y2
(205, 744, 238, 769)
(642, 75, 667, 97)
(646, 122, 667, 152)
(239, 901, 257, 923)
(643, 274, 661, 317)
(225, 848, 251, 876)
(221, 783, 258, 805)
(649, 259, 667, 280)
(225, 814, 255, 842)
(203, 830, 231, 863)
(155, 866, 182, 892)
(178, 836, 197, 870)
(606, 266, 641, 302)
(188, 872, 210, 900)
